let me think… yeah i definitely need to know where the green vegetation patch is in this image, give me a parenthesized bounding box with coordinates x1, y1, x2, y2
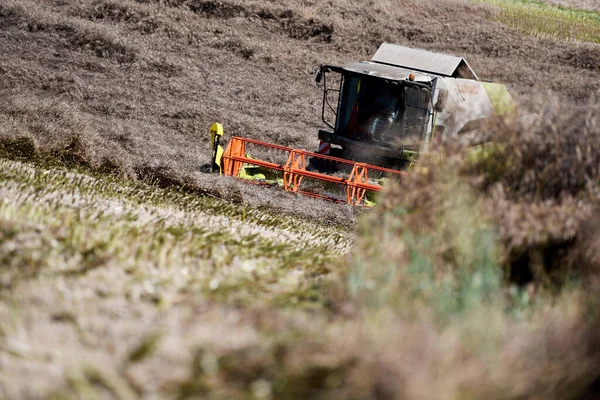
(479, 0, 600, 43)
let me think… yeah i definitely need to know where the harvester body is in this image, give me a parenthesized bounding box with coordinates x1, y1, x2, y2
(214, 43, 515, 206)
(315, 43, 515, 169)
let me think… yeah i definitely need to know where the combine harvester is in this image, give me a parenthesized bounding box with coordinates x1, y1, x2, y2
(210, 43, 515, 206)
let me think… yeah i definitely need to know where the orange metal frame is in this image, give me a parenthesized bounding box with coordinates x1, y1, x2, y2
(222, 136, 407, 206)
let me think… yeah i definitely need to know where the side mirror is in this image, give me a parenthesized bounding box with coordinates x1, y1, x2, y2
(315, 68, 324, 84)
(434, 89, 448, 112)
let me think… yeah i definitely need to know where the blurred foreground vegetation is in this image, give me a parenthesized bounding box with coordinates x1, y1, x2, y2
(2, 98, 600, 399)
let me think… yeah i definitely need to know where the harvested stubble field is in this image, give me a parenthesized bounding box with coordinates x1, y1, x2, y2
(1, 0, 600, 399)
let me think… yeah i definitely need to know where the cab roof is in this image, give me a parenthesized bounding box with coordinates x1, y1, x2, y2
(372, 43, 478, 80)
(340, 43, 479, 82)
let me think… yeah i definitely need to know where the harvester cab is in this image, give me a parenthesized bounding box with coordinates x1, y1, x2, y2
(212, 43, 515, 206)
(314, 43, 514, 169)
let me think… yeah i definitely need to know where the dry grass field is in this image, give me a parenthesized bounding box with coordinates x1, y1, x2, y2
(0, 156, 354, 398)
(1, 0, 600, 398)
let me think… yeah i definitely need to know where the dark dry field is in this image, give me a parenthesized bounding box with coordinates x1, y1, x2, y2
(1, 0, 600, 399)
(1, 0, 600, 214)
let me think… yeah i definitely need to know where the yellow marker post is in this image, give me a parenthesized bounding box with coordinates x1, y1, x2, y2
(209, 123, 224, 174)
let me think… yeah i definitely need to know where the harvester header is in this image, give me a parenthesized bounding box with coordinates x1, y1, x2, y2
(215, 135, 406, 206)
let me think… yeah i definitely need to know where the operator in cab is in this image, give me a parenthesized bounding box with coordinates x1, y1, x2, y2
(367, 85, 402, 144)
